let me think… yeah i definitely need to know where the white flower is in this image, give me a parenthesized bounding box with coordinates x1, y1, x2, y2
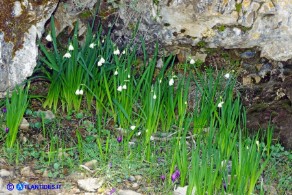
(246, 146, 249, 149)
(153, 94, 157, 99)
(224, 73, 230, 79)
(169, 78, 174, 86)
(89, 43, 96, 48)
(68, 43, 74, 51)
(98, 57, 105, 66)
(122, 50, 126, 54)
(184, 101, 187, 105)
(159, 79, 162, 84)
(128, 74, 130, 79)
(114, 70, 118, 75)
(113, 48, 120, 55)
(190, 59, 195, 64)
(256, 140, 259, 147)
(122, 84, 127, 89)
(130, 126, 136, 130)
(150, 136, 154, 141)
(137, 131, 141, 136)
(218, 101, 224, 108)
(75, 89, 83, 95)
(117, 86, 123, 92)
(45, 34, 52, 42)
(101, 39, 104, 43)
(63, 52, 71, 58)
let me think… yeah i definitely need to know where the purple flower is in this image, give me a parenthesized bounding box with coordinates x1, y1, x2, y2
(117, 136, 122, 143)
(2, 107, 7, 113)
(5, 127, 9, 133)
(109, 162, 112, 168)
(109, 188, 116, 195)
(171, 169, 180, 182)
(160, 175, 166, 182)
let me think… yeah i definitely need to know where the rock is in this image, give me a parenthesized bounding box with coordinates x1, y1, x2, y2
(0, 169, 12, 177)
(77, 178, 104, 192)
(83, 160, 98, 170)
(240, 51, 256, 59)
(43, 110, 55, 120)
(128, 175, 136, 182)
(20, 118, 29, 131)
(135, 175, 143, 181)
(118, 189, 142, 195)
(0, 1, 58, 97)
(68, 172, 87, 181)
(259, 63, 273, 78)
(132, 183, 139, 190)
(20, 166, 35, 177)
(242, 75, 252, 86)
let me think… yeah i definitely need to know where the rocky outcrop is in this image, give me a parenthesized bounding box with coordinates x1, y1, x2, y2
(0, 0, 58, 97)
(115, 0, 292, 61)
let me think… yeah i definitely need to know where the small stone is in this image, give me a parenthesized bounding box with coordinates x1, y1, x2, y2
(0, 169, 12, 177)
(42, 169, 49, 177)
(20, 118, 29, 131)
(44, 110, 55, 120)
(20, 166, 35, 177)
(128, 175, 136, 182)
(135, 175, 142, 181)
(84, 160, 98, 170)
(118, 189, 142, 195)
(240, 51, 256, 59)
(156, 58, 163, 68)
(77, 178, 104, 192)
(68, 172, 86, 181)
(242, 75, 252, 85)
(132, 183, 139, 190)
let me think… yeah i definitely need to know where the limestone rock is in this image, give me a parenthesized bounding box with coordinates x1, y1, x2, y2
(77, 178, 104, 192)
(0, 0, 58, 97)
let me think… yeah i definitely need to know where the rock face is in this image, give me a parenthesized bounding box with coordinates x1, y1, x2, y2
(115, 0, 292, 61)
(0, 0, 58, 97)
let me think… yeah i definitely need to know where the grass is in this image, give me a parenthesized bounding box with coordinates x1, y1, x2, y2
(0, 17, 291, 194)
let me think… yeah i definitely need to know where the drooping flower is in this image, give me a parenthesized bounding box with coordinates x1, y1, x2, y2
(45, 33, 52, 42)
(114, 70, 118, 75)
(190, 59, 195, 64)
(160, 175, 166, 182)
(109, 188, 116, 195)
(5, 127, 9, 133)
(63, 52, 71, 58)
(130, 126, 136, 130)
(122, 50, 126, 54)
(224, 73, 230, 79)
(108, 162, 112, 168)
(169, 78, 174, 86)
(68, 43, 74, 51)
(128, 74, 130, 79)
(137, 131, 141, 136)
(117, 136, 122, 143)
(122, 84, 127, 90)
(75, 89, 83, 95)
(153, 94, 157, 100)
(89, 43, 96, 49)
(117, 86, 123, 92)
(98, 57, 105, 66)
(113, 48, 120, 55)
(171, 169, 180, 182)
(218, 101, 224, 108)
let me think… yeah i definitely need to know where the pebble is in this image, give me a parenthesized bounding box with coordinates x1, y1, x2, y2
(132, 183, 139, 190)
(0, 169, 12, 177)
(21, 166, 35, 177)
(77, 178, 104, 192)
(20, 118, 29, 131)
(240, 51, 256, 59)
(84, 160, 98, 170)
(118, 189, 142, 195)
(128, 175, 136, 182)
